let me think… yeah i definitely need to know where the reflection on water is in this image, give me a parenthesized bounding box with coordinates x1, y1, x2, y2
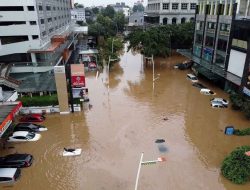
(1, 44, 250, 190)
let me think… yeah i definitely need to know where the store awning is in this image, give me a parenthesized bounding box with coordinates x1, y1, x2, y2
(0, 102, 22, 138)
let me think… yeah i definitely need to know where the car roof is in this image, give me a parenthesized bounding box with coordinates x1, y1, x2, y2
(4, 154, 30, 161)
(187, 73, 196, 77)
(12, 131, 29, 136)
(0, 168, 17, 177)
(201, 88, 210, 92)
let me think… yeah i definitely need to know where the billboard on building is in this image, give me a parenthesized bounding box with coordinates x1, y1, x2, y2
(71, 64, 85, 87)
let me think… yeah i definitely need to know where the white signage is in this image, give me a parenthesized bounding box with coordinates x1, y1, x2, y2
(54, 66, 65, 73)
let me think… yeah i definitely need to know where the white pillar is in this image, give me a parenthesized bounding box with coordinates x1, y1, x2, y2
(229, 0, 233, 16)
(199, 2, 202, 14)
(210, 1, 214, 15)
(224, 0, 228, 15)
(202, 2, 205, 14)
(31, 53, 37, 63)
(214, 1, 218, 15)
(246, 0, 250, 17)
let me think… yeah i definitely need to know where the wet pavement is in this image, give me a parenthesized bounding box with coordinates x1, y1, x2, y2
(1, 45, 250, 190)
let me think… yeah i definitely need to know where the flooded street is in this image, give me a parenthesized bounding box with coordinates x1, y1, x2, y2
(1, 45, 250, 190)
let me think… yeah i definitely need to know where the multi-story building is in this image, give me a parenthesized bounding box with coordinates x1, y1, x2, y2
(145, 0, 198, 24)
(0, 0, 77, 93)
(71, 8, 86, 23)
(179, 0, 250, 95)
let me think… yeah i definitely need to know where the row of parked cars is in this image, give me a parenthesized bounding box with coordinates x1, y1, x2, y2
(186, 73, 229, 108)
(0, 114, 47, 184)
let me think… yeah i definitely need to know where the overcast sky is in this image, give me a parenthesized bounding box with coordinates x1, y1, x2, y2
(74, 0, 147, 7)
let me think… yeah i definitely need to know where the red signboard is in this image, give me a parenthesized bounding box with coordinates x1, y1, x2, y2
(71, 76, 85, 87)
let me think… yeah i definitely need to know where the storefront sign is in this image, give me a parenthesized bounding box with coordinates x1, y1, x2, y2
(71, 76, 85, 87)
(0, 115, 12, 137)
(72, 87, 88, 98)
(54, 66, 65, 73)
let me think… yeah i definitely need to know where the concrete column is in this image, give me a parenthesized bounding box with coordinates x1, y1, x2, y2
(214, 1, 218, 15)
(199, 2, 202, 13)
(229, 0, 233, 16)
(210, 1, 214, 15)
(203, 1, 206, 14)
(31, 53, 37, 63)
(246, 0, 250, 17)
(224, 0, 228, 15)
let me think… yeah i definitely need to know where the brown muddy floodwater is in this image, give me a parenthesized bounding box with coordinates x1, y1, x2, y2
(1, 45, 250, 190)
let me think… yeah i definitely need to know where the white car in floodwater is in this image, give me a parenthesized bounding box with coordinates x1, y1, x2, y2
(210, 98, 229, 107)
(7, 131, 41, 142)
(200, 88, 216, 95)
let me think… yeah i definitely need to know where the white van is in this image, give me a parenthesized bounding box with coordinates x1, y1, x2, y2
(187, 74, 198, 83)
(0, 168, 21, 184)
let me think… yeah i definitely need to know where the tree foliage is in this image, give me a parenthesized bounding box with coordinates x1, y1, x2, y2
(126, 22, 194, 57)
(92, 7, 99, 14)
(221, 146, 250, 184)
(101, 5, 115, 19)
(132, 4, 144, 12)
(229, 91, 250, 119)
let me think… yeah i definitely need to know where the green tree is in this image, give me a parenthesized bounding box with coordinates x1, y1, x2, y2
(92, 7, 99, 14)
(114, 12, 126, 33)
(132, 4, 144, 12)
(102, 5, 115, 19)
(221, 146, 250, 184)
(126, 23, 194, 57)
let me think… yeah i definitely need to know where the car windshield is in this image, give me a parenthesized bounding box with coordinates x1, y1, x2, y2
(26, 133, 35, 139)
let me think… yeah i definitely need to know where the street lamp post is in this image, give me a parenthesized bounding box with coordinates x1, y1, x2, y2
(147, 55, 160, 91)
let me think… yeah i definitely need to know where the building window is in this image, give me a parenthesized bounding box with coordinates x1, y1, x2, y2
(46, 6, 51, 11)
(47, 18, 52, 22)
(0, 6, 24, 11)
(40, 19, 44, 24)
(0, 36, 29, 45)
(220, 24, 230, 32)
(29, 21, 37, 25)
(54, 17, 57, 20)
(190, 3, 196, 10)
(27, 6, 35, 11)
(208, 22, 216, 30)
(172, 3, 179, 10)
(181, 3, 188, 10)
(163, 3, 169, 10)
(38, 5, 43, 11)
(32, 35, 39, 39)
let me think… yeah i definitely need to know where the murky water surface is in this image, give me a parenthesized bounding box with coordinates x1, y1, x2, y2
(1, 45, 250, 190)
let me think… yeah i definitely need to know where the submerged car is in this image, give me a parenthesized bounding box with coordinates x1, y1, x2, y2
(7, 131, 41, 142)
(211, 102, 227, 108)
(19, 114, 45, 122)
(14, 123, 48, 132)
(0, 168, 21, 184)
(0, 154, 33, 168)
(210, 98, 229, 107)
(187, 73, 198, 83)
(200, 88, 216, 95)
(174, 60, 193, 70)
(192, 83, 207, 89)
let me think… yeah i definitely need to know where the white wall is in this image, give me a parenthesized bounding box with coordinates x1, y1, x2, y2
(227, 49, 246, 77)
(0, 40, 40, 56)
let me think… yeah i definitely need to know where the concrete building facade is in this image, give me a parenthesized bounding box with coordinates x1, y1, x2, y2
(179, 0, 250, 95)
(71, 8, 86, 23)
(145, 0, 198, 24)
(0, 0, 74, 75)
